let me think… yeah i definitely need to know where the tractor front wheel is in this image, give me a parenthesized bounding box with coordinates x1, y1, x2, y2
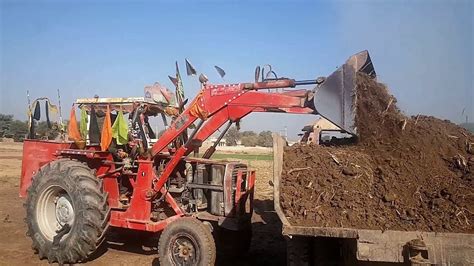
(158, 217, 216, 266)
(25, 159, 109, 264)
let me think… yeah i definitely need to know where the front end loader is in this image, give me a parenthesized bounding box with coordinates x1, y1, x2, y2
(19, 51, 375, 265)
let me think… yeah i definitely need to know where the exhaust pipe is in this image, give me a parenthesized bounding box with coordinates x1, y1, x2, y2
(313, 50, 376, 135)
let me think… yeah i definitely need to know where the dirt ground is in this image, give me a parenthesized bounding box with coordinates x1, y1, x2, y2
(0, 142, 285, 265)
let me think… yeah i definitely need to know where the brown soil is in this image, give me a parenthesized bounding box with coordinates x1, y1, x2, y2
(281, 74, 474, 233)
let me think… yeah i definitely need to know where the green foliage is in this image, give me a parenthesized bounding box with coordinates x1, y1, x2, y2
(0, 113, 62, 141)
(0, 114, 14, 122)
(0, 114, 14, 137)
(8, 120, 28, 141)
(232, 129, 258, 147)
(0, 114, 28, 141)
(240, 131, 257, 137)
(241, 135, 258, 147)
(223, 126, 274, 147)
(257, 130, 273, 147)
(225, 126, 240, 146)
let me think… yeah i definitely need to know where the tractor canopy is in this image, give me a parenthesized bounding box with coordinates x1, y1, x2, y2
(75, 97, 179, 117)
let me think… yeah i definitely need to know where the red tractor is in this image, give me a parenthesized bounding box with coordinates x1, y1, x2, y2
(19, 51, 375, 265)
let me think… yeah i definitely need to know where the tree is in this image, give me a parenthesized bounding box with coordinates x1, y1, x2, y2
(0, 113, 64, 141)
(0, 114, 14, 137)
(225, 126, 240, 146)
(240, 131, 257, 137)
(6, 119, 28, 141)
(0, 114, 28, 141)
(241, 135, 258, 147)
(257, 130, 273, 147)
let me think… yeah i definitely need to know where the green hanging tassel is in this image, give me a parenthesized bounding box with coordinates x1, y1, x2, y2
(79, 107, 88, 140)
(112, 110, 129, 145)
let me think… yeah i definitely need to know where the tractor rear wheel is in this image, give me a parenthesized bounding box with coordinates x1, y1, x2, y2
(158, 217, 216, 266)
(25, 159, 109, 264)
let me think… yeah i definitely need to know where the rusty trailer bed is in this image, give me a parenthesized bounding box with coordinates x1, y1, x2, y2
(272, 134, 474, 265)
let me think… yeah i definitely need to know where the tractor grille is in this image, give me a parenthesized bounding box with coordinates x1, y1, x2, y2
(231, 164, 247, 198)
(223, 163, 249, 216)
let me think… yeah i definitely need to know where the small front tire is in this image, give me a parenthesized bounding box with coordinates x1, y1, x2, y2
(158, 217, 216, 266)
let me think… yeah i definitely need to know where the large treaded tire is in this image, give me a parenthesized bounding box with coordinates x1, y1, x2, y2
(158, 217, 216, 266)
(25, 159, 110, 264)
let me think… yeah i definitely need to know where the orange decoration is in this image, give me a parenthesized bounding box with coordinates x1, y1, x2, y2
(67, 106, 82, 141)
(100, 105, 113, 151)
(189, 92, 208, 120)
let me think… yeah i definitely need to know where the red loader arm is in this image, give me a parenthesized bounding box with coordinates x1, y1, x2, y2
(149, 79, 317, 193)
(151, 80, 315, 156)
(150, 50, 376, 194)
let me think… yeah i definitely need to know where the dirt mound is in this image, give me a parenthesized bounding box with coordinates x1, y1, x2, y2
(281, 74, 474, 233)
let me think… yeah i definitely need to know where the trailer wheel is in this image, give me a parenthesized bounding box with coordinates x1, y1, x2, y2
(25, 159, 109, 264)
(158, 217, 216, 266)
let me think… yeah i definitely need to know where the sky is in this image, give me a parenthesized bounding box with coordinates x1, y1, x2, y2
(1, 0, 472, 140)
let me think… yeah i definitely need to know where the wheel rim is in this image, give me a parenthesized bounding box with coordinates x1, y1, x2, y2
(36, 185, 75, 241)
(169, 233, 199, 265)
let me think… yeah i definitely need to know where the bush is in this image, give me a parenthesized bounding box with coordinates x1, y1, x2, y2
(257, 131, 273, 147)
(241, 135, 258, 147)
(225, 126, 240, 146)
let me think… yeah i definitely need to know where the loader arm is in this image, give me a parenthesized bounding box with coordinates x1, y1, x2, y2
(150, 50, 375, 194)
(185, 90, 316, 156)
(151, 83, 314, 157)
(149, 82, 318, 193)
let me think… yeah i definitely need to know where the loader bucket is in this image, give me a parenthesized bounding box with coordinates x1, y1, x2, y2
(313, 50, 376, 135)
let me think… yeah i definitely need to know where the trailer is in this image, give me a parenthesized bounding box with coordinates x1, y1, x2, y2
(272, 134, 474, 265)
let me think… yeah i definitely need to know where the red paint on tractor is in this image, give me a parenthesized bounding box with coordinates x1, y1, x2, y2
(19, 139, 73, 197)
(21, 73, 321, 233)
